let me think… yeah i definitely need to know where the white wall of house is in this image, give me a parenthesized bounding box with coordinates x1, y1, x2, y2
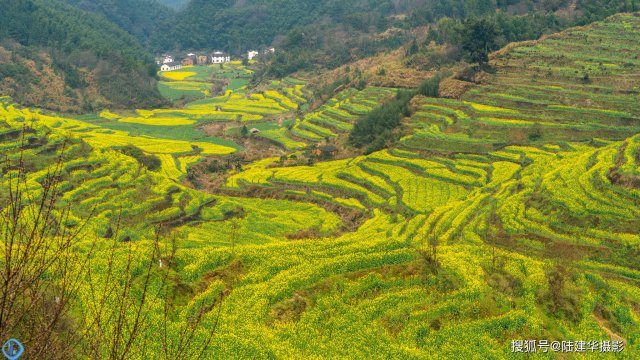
(248, 50, 259, 60)
(211, 51, 231, 64)
(160, 63, 182, 71)
(211, 55, 230, 64)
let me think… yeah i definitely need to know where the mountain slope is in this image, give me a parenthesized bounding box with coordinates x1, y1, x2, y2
(156, 0, 188, 9)
(151, 0, 402, 53)
(64, 0, 173, 47)
(0, 0, 164, 112)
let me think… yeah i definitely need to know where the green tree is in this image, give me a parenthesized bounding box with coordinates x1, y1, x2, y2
(240, 125, 249, 138)
(460, 18, 498, 67)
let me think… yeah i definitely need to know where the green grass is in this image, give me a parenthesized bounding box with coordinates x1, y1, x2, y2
(158, 81, 209, 101)
(72, 116, 243, 151)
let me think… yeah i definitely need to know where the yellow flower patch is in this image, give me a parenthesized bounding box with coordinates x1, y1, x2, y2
(99, 110, 120, 120)
(119, 117, 196, 126)
(161, 71, 196, 81)
(464, 101, 520, 114)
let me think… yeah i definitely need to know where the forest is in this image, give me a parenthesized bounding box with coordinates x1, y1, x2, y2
(0, 0, 165, 112)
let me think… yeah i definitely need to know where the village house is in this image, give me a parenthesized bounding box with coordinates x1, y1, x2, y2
(313, 145, 338, 159)
(247, 50, 259, 60)
(160, 61, 182, 71)
(181, 54, 196, 66)
(211, 51, 231, 64)
(197, 54, 209, 65)
(162, 55, 174, 64)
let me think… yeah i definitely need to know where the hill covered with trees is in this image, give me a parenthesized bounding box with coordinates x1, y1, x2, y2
(51, 0, 640, 84)
(0, 0, 164, 112)
(156, 0, 188, 9)
(149, 0, 638, 79)
(64, 0, 174, 47)
(149, 0, 402, 53)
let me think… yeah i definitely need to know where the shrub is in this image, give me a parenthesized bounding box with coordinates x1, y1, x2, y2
(117, 145, 161, 171)
(349, 74, 446, 153)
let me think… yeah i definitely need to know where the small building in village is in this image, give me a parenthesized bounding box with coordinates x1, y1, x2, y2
(197, 54, 209, 65)
(211, 51, 231, 64)
(247, 50, 259, 60)
(313, 145, 338, 158)
(160, 62, 182, 72)
(158, 50, 233, 70)
(181, 55, 196, 66)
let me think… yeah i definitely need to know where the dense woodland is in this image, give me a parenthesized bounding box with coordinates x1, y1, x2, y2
(156, 0, 188, 9)
(65, 0, 173, 47)
(61, 0, 640, 80)
(0, 0, 165, 112)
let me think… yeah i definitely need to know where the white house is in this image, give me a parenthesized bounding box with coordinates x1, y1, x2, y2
(162, 55, 174, 64)
(160, 61, 182, 71)
(211, 51, 231, 64)
(247, 50, 259, 60)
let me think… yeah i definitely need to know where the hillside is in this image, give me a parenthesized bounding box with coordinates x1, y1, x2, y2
(64, 0, 173, 46)
(150, 0, 403, 53)
(57, 0, 638, 83)
(0, 0, 164, 112)
(1, 13, 639, 358)
(157, 0, 188, 9)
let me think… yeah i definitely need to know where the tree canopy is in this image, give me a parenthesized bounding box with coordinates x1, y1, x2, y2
(460, 18, 499, 67)
(0, 0, 164, 111)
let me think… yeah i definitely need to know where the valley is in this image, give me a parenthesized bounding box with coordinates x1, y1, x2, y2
(0, 7, 639, 359)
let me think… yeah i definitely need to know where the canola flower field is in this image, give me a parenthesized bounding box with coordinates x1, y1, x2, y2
(30, 63, 312, 181)
(1, 14, 640, 359)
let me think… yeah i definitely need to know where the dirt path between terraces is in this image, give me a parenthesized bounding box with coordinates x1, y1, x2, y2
(593, 314, 625, 343)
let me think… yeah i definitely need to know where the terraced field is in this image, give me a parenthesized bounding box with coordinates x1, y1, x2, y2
(0, 104, 337, 244)
(260, 87, 397, 148)
(226, 148, 486, 215)
(212, 14, 640, 357)
(158, 63, 253, 100)
(403, 14, 640, 154)
(1, 14, 640, 359)
(0, 104, 237, 182)
(37, 64, 311, 180)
